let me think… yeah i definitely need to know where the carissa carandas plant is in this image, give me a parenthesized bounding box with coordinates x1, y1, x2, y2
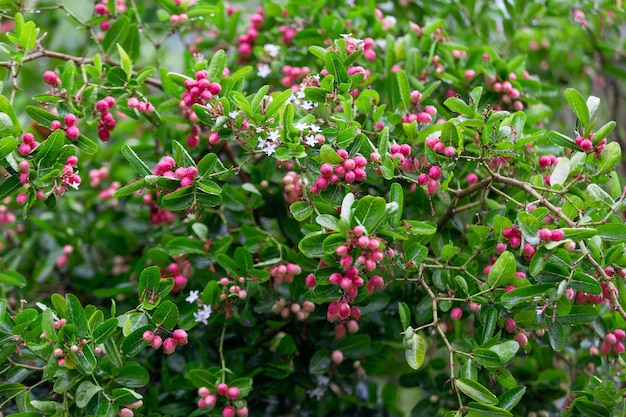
(0, 1, 625, 417)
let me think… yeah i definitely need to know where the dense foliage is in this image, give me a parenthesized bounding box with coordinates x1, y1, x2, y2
(1, 1, 626, 416)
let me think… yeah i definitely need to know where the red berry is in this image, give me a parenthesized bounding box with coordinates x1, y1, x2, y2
(450, 307, 462, 321)
(172, 329, 188, 345)
(222, 406, 235, 417)
(64, 114, 77, 126)
(216, 383, 228, 396)
(142, 331, 154, 343)
(514, 333, 528, 346)
(226, 386, 240, 400)
(550, 229, 565, 241)
(94, 4, 108, 15)
(65, 126, 80, 140)
(43, 71, 59, 86)
(504, 318, 516, 333)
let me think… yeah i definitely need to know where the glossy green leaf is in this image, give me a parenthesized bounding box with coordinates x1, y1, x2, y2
(488, 251, 516, 288)
(151, 300, 179, 329)
(404, 332, 425, 370)
(75, 380, 101, 408)
(564, 88, 589, 127)
(467, 402, 513, 417)
(455, 378, 498, 405)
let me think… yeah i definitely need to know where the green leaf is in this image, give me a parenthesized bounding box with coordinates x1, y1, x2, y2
(497, 386, 526, 411)
(113, 179, 146, 198)
(95, 400, 114, 417)
(555, 305, 598, 325)
(352, 196, 387, 234)
(396, 70, 411, 110)
(120, 325, 151, 356)
(116, 365, 150, 388)
(138, 266, 161, 309)
(265, 89, 292, 119)
(0, 175, 20, 200)
(389, 183, 403, 226)
(596, 142, 621, 175)
(319, 144, 344, 164)
(298, 232, 329, 258)
(516, 212, 540, 245)
(597, 223, 626, 242)
(0, 136, 17, 158)
(546, 318, 564, 352)
(66, 293, 88, 337)
(93, 318, 118, 344)
(569, 272, 601, 295)
(404, 333, 426, 370)
(151, 300, 179, 329)
(592, 121, 616, 144)
(398, 302, 411, 329)
(481, 308, 498, 345)
(488, 251, 516, 288)
(75, 135, 98, 155)
(467, 402, 513, 417)
(75, 380, 101, 408)
(207, 50, 227, 81)
(472, 348, 502, 368)
(74, 343, 98, 375)
(573, 399, 610, 417)
(187, 369, 218, 389)
(560, 227, 598, 241)
(0, 270, 26, 287)
(455, 378, 499, 405)
(116, 44, 132, 79)
(290, 201, 313, 221)
(337, 334, 371, 356)
(229, 91, 254, 117)
(35, 129, 64, 168)
(564, 88, 589, 127)
(550, 157, 569, 187)
(172, 139, 196, 168)
(103, 16, 130, 54)
(160, 186, 194, 211)
(112, 388, 142, 406)
(121, 145, 152, 177)
(444, 97, 474, 117)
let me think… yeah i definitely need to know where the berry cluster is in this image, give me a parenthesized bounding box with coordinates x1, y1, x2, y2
(311, 151, 367, 194)
(0, 205, 16, 226)
(180, 71, 222, 120)
(327, 301, 361, 338)
(402, 103, 437, 125)
(197, 384, 248, 416)
(591, 329, 626, 357)
(94, 0, 127, 31)
(269, 263, 302, 285)
(56, 244, 73, 268)
(281, 65, 310, 87)
(282, 171, 305, 203)
(142, 328, 188, 354)
(238, 9, 264, 56)
(162, 261, 192, 293)
(278, 22, 296, 46)
(575, 134, 607, 155)
(502, 225, 522, 249)
(95, 96, 117, 141)
(169, 12, 189, 25)
(218, 276, 248, 301)
(127, 97, 155, 115)
(538, 228, 565, 242)
(142, 192, 175, 225)
(154, 156, 198, 188)
(425, 135, 457, 157)
(417, 165, 442, 196)
(485, 72, 524, 111)
(271, 299, 315, 321)
(50, 114, 80, 141)
(18, 132, 40, 156)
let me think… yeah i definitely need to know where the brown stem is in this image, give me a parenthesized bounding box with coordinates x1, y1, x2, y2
(437, 176, 493, 230)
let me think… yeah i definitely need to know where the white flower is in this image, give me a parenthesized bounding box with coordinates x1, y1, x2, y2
(229, 110, 239, 119)
(309, 124, 321, 133)
(301, 101, 315, 110)
(304, 135, 318, 146)
(296, 90, 306, 100)
(257, 64, 271, 78)
(185, 290, 199, 303)
(266, 130, 281, 142)
(262, 144, 277, 156)
(264, 44, 281, 58)
(255, 126, 265, 133)
(257, 137, 267, 149)
(294, 122, 308, 131)
(340, 33, 353, 39)
(193, 304, 212, 325)
(69, 181, 80, 190)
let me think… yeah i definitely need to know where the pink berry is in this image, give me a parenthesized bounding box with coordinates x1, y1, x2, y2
(216, 383, 228, 396)
(226, 386, 240, 400)
(514, 333, 528, 346)
(494, 242, 507, 254)
(580, 139, 593, 152)
(606, 332, 617, 345)
(450, 307, 462, 321)
(236, 407, 249, 417)
(444, 146, 456, 157)
(222, 406, 235, 417)
(118, 408, 133, 417)
(550, 229, 565, 241)
(504, 318, 516, 333)
(428, 165, 442, 180)
(43, 71, 59, 86)
(64, 114, 77, 126)
(172, 329, 188, 345)
(142, 331, 154, 343)
(426, 180, 440, 195)
(615, 329, 625, 341)
(615, 342, 625, 354)
(50, 120, 62, 131)
(151, 335, 163, 349)
(65, 126, 80, 140)
(16, 193, 27, 205)
(538, 228, 552, 241)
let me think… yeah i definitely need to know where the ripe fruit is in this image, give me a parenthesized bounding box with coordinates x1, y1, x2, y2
(226, 386, 240, 400)
(450, 307, 462, 321)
